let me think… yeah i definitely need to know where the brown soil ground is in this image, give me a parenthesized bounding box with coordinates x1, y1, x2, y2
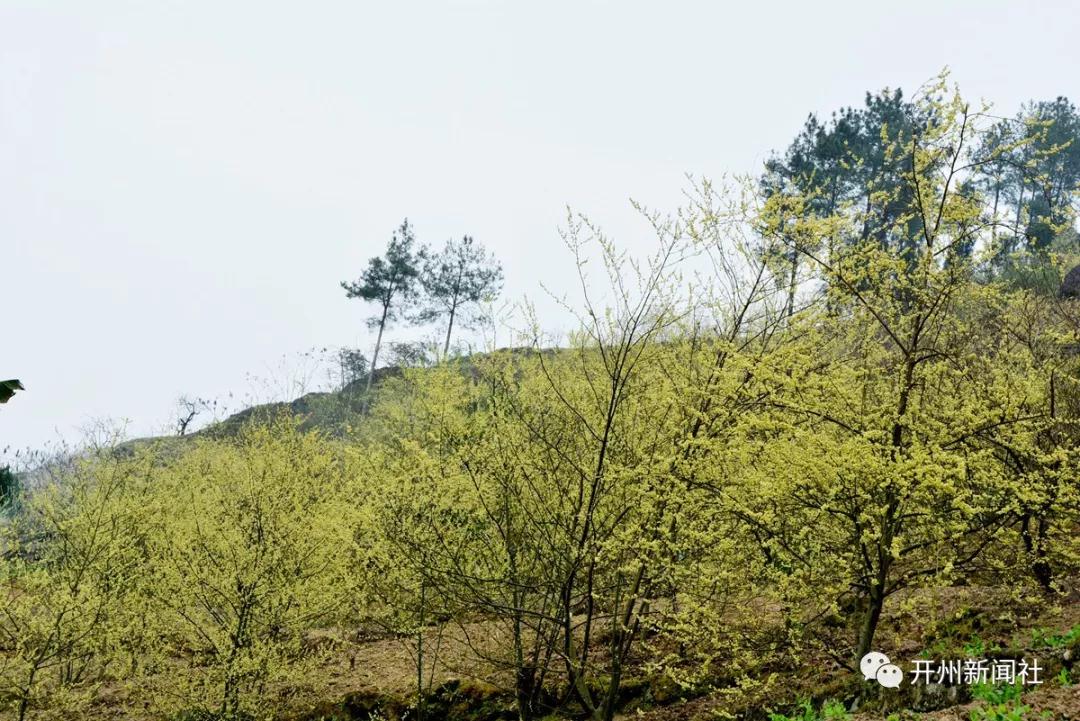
(6, 583, 1079, 720)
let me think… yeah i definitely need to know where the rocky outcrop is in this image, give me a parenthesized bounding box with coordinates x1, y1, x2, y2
(1060, 264, 1080, 298)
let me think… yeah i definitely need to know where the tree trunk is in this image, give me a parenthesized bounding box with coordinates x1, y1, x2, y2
(442, 303, 457, 360)
(363, 304, 389, 414)
(855, 582, 885, 663)
(1033, 515, 1053, 591)
(17, 664, 36, 721)
(1021, 511, 1054, 592)
(417, 579, 426, 721)
(508, 525, 535, 721)
(786, 248, 798, 320)
(991, 182, 1001, 251)
(515, 663, 536, 721)
(1013, 183, 1026, 242)
(856, 343, 913, 665)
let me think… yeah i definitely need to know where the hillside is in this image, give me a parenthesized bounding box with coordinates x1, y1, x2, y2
(6, 82, 1080, 721)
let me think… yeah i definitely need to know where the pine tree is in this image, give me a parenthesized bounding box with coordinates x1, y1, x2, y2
(0, 379, 24, 403)
(342, 219, 424, 411)
(416, 235, 503, 359)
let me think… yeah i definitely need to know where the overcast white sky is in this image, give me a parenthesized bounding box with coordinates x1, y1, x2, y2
(2, 1, 1078, 454)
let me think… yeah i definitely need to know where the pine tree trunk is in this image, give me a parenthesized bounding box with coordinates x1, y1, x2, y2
(991, 183, 1001, 250)
(443, 304, 457, 360)
(786, 248, 798, 320)
(363, 304, 389, 414)
(1013, 184, 1025, 241)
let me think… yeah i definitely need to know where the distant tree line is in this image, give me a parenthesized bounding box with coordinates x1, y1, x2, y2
(762, 89, 1080, 308)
